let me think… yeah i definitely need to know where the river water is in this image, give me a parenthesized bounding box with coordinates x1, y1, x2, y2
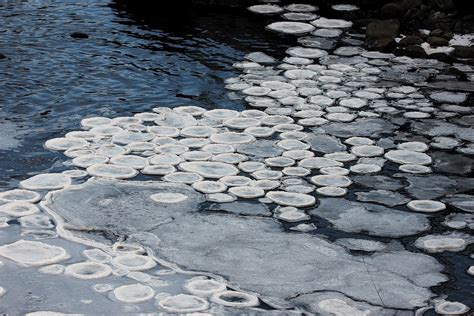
(0, 0, 289, 187)
(0, 1, 473, 315)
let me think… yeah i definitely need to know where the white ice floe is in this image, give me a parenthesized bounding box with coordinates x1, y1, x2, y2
(0, 240, 68, 267)
(113, 284, 155, 303)
(407, 200, 446, 213)
(332, 4, 359, 11)
(384, 150, 432, 165)
(150, 192, 188, 203)
(311, 175, 352, 187)
(158, 294, 209, 313)
(229, 186, 265, 199)
(44, 137, 89, 151)
(284, 4, 318, 12)
(20, 173, 71, 190)
(184, 277, 226, 296)
(179, 161, 239, 179)
(212, 290, 259, 308)
(266, 191, 315, 207)
(435, 301, 470, 315)
(311, 18, 352, 29)
(248, 4, 284, 15)
(0, 202, 39, 217)
(86, 164, 138, 179)
(0, 189, 41, 203)
(65, 261, 112, 280)
(111, 254, 156, 271)
(266, 22, 315, 35)
(286, 47, 328, 59)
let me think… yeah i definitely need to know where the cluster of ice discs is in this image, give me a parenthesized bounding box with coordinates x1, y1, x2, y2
(0, 2, 473, 315)
(0, 238, 259, 313)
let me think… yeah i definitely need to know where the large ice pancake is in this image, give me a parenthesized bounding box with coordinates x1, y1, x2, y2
(43, 178, 205, 236)
(44, 178, 445, 310)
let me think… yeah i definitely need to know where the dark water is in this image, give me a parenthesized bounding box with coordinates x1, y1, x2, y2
(0, 0, 290, 188)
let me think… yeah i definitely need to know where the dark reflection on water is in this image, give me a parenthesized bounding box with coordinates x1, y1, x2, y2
(0, 1, 290, 187)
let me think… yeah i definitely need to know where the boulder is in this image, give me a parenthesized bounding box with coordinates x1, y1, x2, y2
(399, 35, 424, 46)
(394, 45, 428, 58)
(453, 46, 474, 58)
(427, 36, 449, 47)
(401, 0, 422, 10)
(381, 3, 405, 18)
(366, 19, 400, 50)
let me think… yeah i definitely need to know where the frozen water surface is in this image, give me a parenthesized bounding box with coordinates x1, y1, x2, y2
(1, 1, 473, 314)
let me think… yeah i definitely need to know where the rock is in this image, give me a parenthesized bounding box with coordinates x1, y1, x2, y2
(430, 29, 444, 37)
(70, 32, 89, 39)
(427, 36, 449, 47)
(381, 3, 405, 18)
(399, 35, 423, 46)
(453, 46, 474, 58)
(401, 0, 421, 10)
(366, 19, 400, 50)
(394, 45, 427, 58)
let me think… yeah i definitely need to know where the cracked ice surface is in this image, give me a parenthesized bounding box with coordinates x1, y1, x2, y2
(43, 178, 444, 310)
